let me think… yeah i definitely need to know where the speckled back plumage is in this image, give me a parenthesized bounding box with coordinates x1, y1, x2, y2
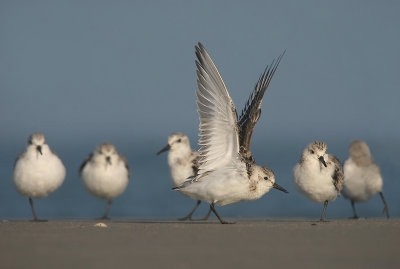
(329, 155, 344, 193)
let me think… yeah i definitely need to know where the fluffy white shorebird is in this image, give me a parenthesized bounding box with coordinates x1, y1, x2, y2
(157, 133, 212, 220)
(174, 43, 288, 224)
(13, 133, 66, 221)
(80, 142, 130, 219)
(293, 141, 344, 221)
(342, 140, 389, 219)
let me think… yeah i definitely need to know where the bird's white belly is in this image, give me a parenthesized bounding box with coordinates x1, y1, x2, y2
(81, 164, 129, 200)
(170, 164, 193, 187)
(179, 169, 250, 206)
(293, 164, 338, 203)
(13, 156, 66, 198)
(342, 162, 382, 202)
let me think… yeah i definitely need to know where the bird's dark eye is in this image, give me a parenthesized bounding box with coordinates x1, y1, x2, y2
(264, 176, 269, 180)
(310, 150, 315, 154)
(177, 139, 182, 143)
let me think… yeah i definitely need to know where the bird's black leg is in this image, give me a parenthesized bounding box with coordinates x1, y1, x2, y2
(29, 198, 38, 222)
(379, 192, 390, 219)
(179, 200, 201, 221)
(201, 207, 212, 220)
(320, 200, 329, 222)
(210, 203, 235, 224)
(102, 200, 112, 219)
(351, 200, 359, 219)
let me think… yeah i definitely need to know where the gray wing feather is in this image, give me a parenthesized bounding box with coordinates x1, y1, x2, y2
(238, 52, 284, 158)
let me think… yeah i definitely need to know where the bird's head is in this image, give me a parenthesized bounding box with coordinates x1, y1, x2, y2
(303, 141, 328, 167)
(28, 132, 47, 155)
(349, 140, 373, 166)
(94, 142, 117, 165)
(157, 133, 191, 155)
(258, 166, 288, 194)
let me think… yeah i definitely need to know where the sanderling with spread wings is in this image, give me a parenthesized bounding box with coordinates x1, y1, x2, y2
(80, 142, 130, 219)
(342, 140, 389, 219)
(157, 133, 212, 221)
(173, 43, 288, 224)
(293, 141, 344, 221)
(13, 133, 66, 221)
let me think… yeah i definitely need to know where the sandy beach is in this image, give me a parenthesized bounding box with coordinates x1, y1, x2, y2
(0, 218, 399, 269)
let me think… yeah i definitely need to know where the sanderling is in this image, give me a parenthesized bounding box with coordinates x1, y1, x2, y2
(157, 133, 212, 221)
(80, 142, 130, 219)
(342, 140, 389, 219)
(293, 141, 344, 221)
(13, 133, 66, 221)
(173, 43, 288, 224)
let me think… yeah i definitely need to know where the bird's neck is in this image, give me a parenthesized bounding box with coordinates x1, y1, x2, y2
(302, 157, 325, 171)
(168, 147, 193, 163)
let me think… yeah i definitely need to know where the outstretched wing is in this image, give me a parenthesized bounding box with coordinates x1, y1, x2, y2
(238, 52, 284, 159)
(195, 42, 240, 173)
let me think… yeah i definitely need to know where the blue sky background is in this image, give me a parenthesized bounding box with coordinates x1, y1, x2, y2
(1, 0, 399, 220)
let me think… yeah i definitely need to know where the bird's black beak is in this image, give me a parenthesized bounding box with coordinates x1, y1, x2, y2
(106, 156, 112, 165)
(273, 183, 289, 193)
(36, 145, 43, 155)
(157, 144, 171, 155)
(318, 156, 327, 167)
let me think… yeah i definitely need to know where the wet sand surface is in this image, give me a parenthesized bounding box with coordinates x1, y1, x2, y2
(1, 218, 399, 269)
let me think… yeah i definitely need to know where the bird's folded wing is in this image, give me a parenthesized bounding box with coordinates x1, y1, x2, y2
(119, 154, 131, 179)
(79, 153, 93, 176)
(330, 155, 344, 192)
(195, 42, 240, 173)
